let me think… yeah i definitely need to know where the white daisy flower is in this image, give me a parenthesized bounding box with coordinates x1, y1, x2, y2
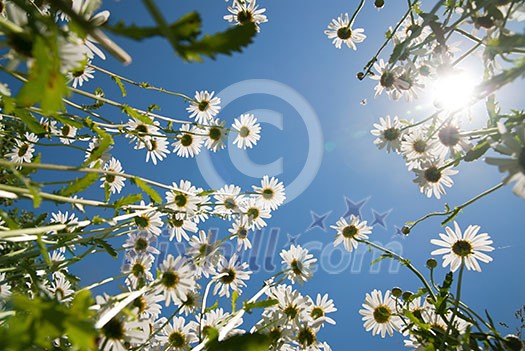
(370, 59, 405, 98)
(294, 321, 324, 351)
(371, 115, 404, 154)
(85, 138, 112, 168)
(186, 230, 221, 278)
(331, 215, 372, 252)
(239, 197, 271, 230)
(6, 132, 38, 164)
(0, 273, 12, 302)
(224, 0, 268, 32)
(401, 127, 439, 170)
(486, 126, 525, 199)
(121, 252, 155, 289)
(200, 307, 244, 339)
(324, 13, 366, 50)
(187, 90, 221, 124)
(100, 157, 125, 195)
(145, 136, 170, 165)
(49, 211, 81, 251)
(389, 62, 424, 102)
(214, 184, 244, 218)
(212, 254, 252, 298)
(413, 159, 458, 199)
(67, 62, 95, 88)
(252, 310, 294, 345)
(232, 113, 261, 149)
(48, 272, 75, 302)
(156, 254, 196, 306)
(266, 284, 310, 323)
(229, 217, 252, 251)
(307, 293, 337, 326)
(172, 124, 204, 158)
(253, 175, 286, 211)
(132, 201, 163, 236)
(97, 315, 148, 351)
(166, 213, 198, 242)
(125, 117, 161, 150)
(359, 289, 402, 338)
(39, 117, 58, 135)
(435, 122, 472, 159)
(280, 245, 317, 285)
(165, 180, 199, 217)
(123, 231, 160, 255)
(155, 316, 198, 351)
(179, 290, 202, 317)
(58, 123, 78, 145)
(431, 222, 494, 272)
(128, 290, 163, 321)
(203, 118, 227, 152)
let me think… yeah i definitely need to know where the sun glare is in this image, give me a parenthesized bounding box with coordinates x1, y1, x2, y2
(431, 71, 476, 111)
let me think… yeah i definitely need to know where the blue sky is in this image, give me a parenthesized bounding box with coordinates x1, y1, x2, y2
(29, 1, 525, 350)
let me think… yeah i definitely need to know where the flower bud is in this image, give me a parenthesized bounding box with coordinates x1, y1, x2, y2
(356, 72, 365, 80)
(504, 335, 523, 351)
(401, 226, 411, 235)
(374, 0, 385, 8)
(402, 291, 413, 301)
(426, 258, 438, 269)
(391, 287, 402, 298)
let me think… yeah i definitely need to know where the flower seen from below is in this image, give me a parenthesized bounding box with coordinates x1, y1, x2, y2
(324, 13, 366, 50)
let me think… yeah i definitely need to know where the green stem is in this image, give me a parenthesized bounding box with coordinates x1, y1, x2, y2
(349, 0, 366, 27)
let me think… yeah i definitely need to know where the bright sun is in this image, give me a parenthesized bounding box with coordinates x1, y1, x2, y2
(431, 70, 476, 111)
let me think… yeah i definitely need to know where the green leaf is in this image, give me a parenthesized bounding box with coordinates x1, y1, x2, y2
(112, 76, 127, 97)
(132, 177, 162, 204)
(82, 125, 113, 167)
(206, 332, 271, 351)
(122, 104, 153, 125)
(14, 109, 45, 134)
(243, 299, 278, 314)
(177, 22, 257, 62)
(113, 193, 142, 210)
(204, 300, 219, 314)
(17, 35, 68, 115)
(464, 140, 490, 162)
(370, 253, 393, 266)
(95, 238, 118, 258)
(60, 172, 100, 196)
(231, 290, 239, 313)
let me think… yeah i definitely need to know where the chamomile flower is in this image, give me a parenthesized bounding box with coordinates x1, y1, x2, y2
(123, 231, 160, 255)
(58, 123, 78, 145)
(121, 252, 155, 289)
(132, 201, 163, 236)
(401, 127, 439, 170)
(229, 217, 252, 251)
(187, 90, 221, 124)
(359, 289, 402, 338)
(331, 215, 372, 252)
(172, 124, 204, 158)
(253, 176, 286, 211)
(97, 315, 148, 351)
(7, 132, 38, 164)
(128, 290, 163, 320)
(239, 197, 271, 230)
(155, 316, 198, 351)
(157, 255, 196, 306)
(232, 113, 261, 149)
(48, 272, 74, 302)
(436, 122, 472, 159)
(145, 136, 170, 165)
(203, 118, 227, 152)
(0, 273, 12, 302)
(125, 117, 160, 150)
(85, 138, 112, 168)
(213, 254, 252, 298)
(165, 180, 199, 216)
(214, 184, 244, 217)
(413, 159, 458, 199)
(100, 157, 126, 194)
(370, 59, 405, 98)
(166, 213, 198, 242)
(389, 62, 424, 102)
(179, 290, 202, 317)
(371, 115, 404, 153)
(486, 126, 525, 199)
(266, 284, 310, 323)
(200, 308, 244, 339)
(224, 0, 268, 32)
(431, 222, 494, 272)
(324, 13, 366, 50)
(280, 245, 317, 285)
(307, 293, 337, 326)
(187, 230, 221, 278)
(39, 117, 58, 135)
(67, 62, 95, 88)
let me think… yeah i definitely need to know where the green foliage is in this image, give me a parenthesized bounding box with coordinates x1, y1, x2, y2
(121, 104, 153, 125)
(131, 177, 162, 204)
(0, 291, 97, 351)
(60, 172, 100, 197)
(206, 332, 272, 351)
(112, 193, 143, 211)
(17, 35, 68, 115)
(243, 298, 279, 314)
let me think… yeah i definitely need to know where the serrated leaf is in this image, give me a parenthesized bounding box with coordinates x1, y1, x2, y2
(95, 238, 118, 258)
(177, 22, 257, 62)
(61, 172, 100, 196)
(17, 35, 68, 115)
(112, 76, 127, 97)
(204, 300, 219, 314)
(82, 126, 113, 167)
(14, 109, 45, 134)
(371, 253, 392, 266)
(243, 299, 278, 313)
(231, 290, 239, 313)
(122, 104, 153, 125)
(464, 140, 490, 162)
(113, 193, 142, 210)
(132, 177, 162, 204)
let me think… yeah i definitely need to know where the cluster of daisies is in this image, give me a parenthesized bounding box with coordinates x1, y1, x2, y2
(334, 218, 495, 348)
